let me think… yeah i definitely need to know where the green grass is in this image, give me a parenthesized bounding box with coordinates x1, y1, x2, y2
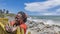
(0, 13, 16, 18)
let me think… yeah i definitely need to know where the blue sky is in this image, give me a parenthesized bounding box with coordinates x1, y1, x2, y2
(0, 0, 60, 16)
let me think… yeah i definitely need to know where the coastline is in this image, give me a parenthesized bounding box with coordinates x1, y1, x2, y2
(6, 16, 60, 34)
(26, 19, 60, 34)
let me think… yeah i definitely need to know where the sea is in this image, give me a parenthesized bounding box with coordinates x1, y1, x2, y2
(28, 15, 60, 25)
(6, 15, 60, 25)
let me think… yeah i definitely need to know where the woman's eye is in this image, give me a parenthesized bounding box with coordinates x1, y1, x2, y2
(15, 18, 17, 19)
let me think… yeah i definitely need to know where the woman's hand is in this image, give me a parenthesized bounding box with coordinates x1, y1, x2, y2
(5, 24, 18, 32)
(5, 25, 12, 32)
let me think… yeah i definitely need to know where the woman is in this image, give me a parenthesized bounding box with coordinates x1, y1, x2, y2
(5, 11, 27, 34)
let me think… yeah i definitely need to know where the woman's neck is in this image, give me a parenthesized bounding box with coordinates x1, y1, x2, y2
(20, 22, 24, 24)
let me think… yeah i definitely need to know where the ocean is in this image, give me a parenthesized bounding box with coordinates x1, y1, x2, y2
(6, 15, 60, 25)
(28, 15, 60, 25)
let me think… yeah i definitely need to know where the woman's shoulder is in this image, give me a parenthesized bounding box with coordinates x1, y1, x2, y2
(20, 23, 27, 29)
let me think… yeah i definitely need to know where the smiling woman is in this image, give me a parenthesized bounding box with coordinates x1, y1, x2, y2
(5, 11, 27, 34)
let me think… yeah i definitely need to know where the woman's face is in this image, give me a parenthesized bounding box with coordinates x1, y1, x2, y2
(15, 14, 22, 22)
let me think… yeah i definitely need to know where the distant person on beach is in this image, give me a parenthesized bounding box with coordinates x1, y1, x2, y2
(5, 11, 27, 34)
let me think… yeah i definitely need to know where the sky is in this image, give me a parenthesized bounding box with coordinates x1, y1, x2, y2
(0, 0, 60, 16)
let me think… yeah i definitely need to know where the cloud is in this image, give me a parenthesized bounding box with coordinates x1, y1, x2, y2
(41, 13, 56, 15)
(56, 8, 60, 12)
(24, 0, 60, 12)
(24, 0, 60, 15)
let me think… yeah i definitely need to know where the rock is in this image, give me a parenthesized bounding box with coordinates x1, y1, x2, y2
(39, 22, 45, 25)
(26, 20, 60, 34)
(58, 31, 60, 34)
(45, 24, 51, 28)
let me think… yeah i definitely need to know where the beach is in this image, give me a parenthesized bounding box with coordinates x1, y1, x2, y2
(7, 16, 60, 34)
(26, 16, 60, 34)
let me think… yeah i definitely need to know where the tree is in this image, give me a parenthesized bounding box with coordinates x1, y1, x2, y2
(3, 9, 5, 13)
(0, 9, 4, 18)
(6, 10, 9, 14)
(0, 9, 3, 14)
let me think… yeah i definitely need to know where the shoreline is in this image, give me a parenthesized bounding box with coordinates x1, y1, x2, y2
(5, 16, 60, 34)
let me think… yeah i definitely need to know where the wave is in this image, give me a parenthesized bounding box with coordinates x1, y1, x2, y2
(27, 17, 60, 25)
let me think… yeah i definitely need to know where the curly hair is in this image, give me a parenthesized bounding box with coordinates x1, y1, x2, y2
(17, 11, 27, 23)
